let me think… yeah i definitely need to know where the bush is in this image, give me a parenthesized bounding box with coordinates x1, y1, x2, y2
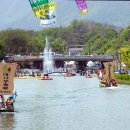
(115, 74, 130, 81)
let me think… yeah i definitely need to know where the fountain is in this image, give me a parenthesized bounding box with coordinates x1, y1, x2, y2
(43, 36, 54, 74)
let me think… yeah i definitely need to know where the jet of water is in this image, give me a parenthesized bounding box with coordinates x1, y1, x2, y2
(43, 36, 54, 74)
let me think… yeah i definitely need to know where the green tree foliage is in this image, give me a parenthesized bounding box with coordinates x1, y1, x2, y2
(51, 37, 66, 54)
(0, 32, 6, 58)
(28, 37, 43, 55)
(120, 28, 130, 41)
(0, 40, 6, 59)
(3, 29, 30, 55)
(0, 19, 130, 68)
(119, 45, 130, 68)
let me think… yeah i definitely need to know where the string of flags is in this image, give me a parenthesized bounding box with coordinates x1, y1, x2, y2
(28, 0, 88, 28)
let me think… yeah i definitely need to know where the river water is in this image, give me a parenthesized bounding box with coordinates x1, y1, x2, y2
(0, 76, 130, 130)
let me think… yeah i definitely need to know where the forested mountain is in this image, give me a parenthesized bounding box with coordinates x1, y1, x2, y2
(0, 1, 130, 30)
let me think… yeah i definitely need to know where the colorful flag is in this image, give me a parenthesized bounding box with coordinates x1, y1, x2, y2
(75, 0, 88, 15)
(40, 10, 56, 27)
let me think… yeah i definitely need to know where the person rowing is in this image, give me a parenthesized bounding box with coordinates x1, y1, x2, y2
(5, 96, 14, 111)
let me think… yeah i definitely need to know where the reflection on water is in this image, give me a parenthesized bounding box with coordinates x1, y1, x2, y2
(0, 113, 14, 130)
(0, 76, 130, 130)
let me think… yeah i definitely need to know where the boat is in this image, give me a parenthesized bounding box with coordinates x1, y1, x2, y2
(14, 76, 27, 79)
(0, 109, 14, 112)
(99, 78, 117, 87)
(86, 73, 93, 78)
(64, 72, 76, 77)
(85, 70, 92, 78)
(99, 62, 117, 87)
(40, 77, 53, 80)
(39, 76, 53, 80)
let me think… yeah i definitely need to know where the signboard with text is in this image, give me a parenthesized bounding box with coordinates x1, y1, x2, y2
(0, 63, 17, 95)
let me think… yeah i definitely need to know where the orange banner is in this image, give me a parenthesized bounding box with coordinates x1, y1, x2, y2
(0, 63, 17, 95)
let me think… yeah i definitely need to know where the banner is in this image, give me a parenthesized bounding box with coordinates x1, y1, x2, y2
(103, 62, 115, 80)
(40, 10, 56, 27)
(75, 0, 88, 15)
(75, 0, 87, 10)
(32, 1, 56, 17)
(0, 63, 17, 95)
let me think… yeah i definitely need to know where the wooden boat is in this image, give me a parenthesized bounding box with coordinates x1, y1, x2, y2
(64, 72, 76, 77)
(14, 76, 27, 79)
(86, 74, 92, 78)
(99, 62, 117, 87)
(0, 108, 14, 112)
(0, 110, 13, 112)
(40, 78, 53, 80)
(99, 79, 117, 87)
(39, 76, 53, 80)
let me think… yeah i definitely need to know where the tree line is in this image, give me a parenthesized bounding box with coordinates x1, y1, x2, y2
(0, 19, 130, 67)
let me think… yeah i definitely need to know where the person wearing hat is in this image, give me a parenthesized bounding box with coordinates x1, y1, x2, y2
(5, 97, 14, 111)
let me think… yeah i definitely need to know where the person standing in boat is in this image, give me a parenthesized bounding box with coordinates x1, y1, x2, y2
(5, 97, 14, 111)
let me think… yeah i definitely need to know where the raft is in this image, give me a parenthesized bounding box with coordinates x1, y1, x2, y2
(86, 74, 92, 78)
(99, 79, 117, 87)
(40, 77, 53, 80)
(0, 109, 14, 112)
(14, 77, 27, 79)
(64, 72, 76, 77)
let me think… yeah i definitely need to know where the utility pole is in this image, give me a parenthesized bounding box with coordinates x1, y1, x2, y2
(119, 52, 121, 74)
(88, 43, 90, 56)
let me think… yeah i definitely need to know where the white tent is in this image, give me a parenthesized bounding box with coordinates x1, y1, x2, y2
(87, 61, 94, 67)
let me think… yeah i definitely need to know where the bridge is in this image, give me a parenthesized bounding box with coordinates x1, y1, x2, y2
(6, 54, 118, 70)
(12, 54, 117, 62)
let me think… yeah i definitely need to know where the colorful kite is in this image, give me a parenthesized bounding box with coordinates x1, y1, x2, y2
(75, 0, 88, 15)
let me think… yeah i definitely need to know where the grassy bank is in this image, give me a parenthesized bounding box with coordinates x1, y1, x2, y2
(115, 74, 130, 85)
